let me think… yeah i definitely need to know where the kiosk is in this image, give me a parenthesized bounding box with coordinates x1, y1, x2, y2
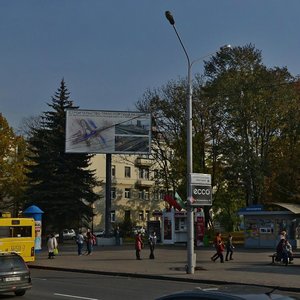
(238, 203, 300, 249)
(23, 205, 44, 252)
(160, 208, 205, 245)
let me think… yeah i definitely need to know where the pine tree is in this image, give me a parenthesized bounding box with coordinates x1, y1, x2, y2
(25, 79, 99, 232)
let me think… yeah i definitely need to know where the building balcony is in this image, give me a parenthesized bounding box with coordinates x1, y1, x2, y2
(135, 157, 153, 167)
(136, 179, 155, 187)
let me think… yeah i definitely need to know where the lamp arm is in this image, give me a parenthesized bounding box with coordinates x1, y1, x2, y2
(171, 25, 191, 69)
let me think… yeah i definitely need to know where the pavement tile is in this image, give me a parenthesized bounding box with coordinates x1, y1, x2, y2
(28, 242, 300, 292)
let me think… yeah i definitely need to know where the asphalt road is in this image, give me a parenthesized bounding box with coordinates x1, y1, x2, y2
(3, 269, 299, 300)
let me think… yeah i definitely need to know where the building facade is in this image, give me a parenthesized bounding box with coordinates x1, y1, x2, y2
(90, 154, 166, 231)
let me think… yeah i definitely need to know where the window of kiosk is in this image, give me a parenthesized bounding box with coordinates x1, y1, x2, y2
(175, 218, 186, 231)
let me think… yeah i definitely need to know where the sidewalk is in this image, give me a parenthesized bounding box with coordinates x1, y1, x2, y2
(28, 243, 300, 292)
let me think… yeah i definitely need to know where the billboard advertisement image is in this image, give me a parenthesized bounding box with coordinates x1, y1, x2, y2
(65, 109, 151, 154)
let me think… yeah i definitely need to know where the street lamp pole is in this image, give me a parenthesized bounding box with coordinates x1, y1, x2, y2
(165, 10, 195, 274)
(165, 11, 230, 274)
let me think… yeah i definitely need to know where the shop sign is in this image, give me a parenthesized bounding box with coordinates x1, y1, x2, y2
(189, 173, 212, 206)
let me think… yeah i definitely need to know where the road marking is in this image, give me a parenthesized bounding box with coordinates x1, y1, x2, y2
(194, 287, 219, 291)
(54, 293, 100, 300)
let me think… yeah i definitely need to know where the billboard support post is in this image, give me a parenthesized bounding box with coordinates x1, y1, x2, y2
(105, 154, 112, 237)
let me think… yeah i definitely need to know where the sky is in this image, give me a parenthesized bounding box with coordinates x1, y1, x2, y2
(1, 0, 300, 130)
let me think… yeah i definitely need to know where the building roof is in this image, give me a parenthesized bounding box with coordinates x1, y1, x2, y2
(238, 203, 300, 216)
(273, 202, 300, 214)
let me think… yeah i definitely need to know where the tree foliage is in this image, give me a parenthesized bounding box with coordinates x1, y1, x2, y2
(25, 80, 99, 232)
(0, 114, 28, 215)
(136, 80, 187, 198)
(203, 44, 299, 206)
(136, 44, 300, 229)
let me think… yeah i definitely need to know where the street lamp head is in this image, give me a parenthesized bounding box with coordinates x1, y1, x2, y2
(165, 11, 175, 25)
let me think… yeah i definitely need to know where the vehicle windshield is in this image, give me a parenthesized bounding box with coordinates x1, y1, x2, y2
(0, 256, 27, 272)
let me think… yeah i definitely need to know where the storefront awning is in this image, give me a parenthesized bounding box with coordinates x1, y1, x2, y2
(273, 202, 300, 214)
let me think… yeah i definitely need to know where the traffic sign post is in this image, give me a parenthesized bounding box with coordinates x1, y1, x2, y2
(189, 173, 212, 206)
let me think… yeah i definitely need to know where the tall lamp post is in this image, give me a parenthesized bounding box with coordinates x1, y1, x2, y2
(165, 10, 230, 274)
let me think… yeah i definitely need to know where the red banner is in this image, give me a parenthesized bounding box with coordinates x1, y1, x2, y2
(195, 210, 205, 246)
(163, 195, 182, 211)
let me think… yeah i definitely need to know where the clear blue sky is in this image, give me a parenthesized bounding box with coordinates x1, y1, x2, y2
(1, 0, 300, 130)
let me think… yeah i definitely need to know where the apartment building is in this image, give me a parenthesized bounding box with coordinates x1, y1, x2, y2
(90, 154, 166, 231)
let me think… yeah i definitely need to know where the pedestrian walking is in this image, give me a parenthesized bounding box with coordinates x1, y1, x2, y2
(214, 239, 225, 263)
(225, 233, 234, 261)
(211, 232, 225, 263)
(135, 232, 144, 260)
(47, 233, 58, 259)
(114, 226, 121, 246)
(76, 230, 85, 256)
(148, 231, 157, 259)
(85, 229, 94, 255)
(211, 232, 222, 261)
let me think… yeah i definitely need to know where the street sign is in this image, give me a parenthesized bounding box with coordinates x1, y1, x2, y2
(189, 173, 212, 206)
(190, 173, 211, 185)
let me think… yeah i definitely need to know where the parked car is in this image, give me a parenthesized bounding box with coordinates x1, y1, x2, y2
(132, 226, 146, 235)
(94, 229, 114, 238)
(94, 229, 105, 237)
(62, 229, 76, 240)
(53, 229, 76, 240)
(0, 252, 32, 296)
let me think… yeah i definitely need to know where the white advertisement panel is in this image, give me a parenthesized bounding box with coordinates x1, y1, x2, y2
(65, 109, 151, 154)
(189, 173, 212, 206)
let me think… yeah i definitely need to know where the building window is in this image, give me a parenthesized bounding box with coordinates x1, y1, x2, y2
(175, 217, 186, 231)
(152, 191, 161, 201)
(144, 190, 149, 200)
(111, 187, 116, 199)
(125, 166, 131, 178)
(124, 188, 131, 198)
(125, 210, 131, 221)
(112, 165, 116, 177)
(111, 210, 115, 223)
(159, 190, 165, 200)
(153, 169, 160, 179)
(139, 168, 150, 180)
(139, 189, 149, 200)
(138, 190, 143, 199)
(139, 210, 144, 221)
(146, 210, 150, 221)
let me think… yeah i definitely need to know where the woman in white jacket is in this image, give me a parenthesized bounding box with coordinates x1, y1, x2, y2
(47, 233, 58, 259)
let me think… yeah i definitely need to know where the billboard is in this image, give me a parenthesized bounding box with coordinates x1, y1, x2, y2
(65, 109, 151, 154)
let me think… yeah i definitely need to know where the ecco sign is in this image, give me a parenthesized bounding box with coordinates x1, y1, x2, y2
(193, 187, 211, 196)
(191, 185, 212, 206)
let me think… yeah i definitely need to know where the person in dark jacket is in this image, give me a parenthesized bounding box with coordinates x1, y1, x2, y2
(225, 234, 234, 261)
(148, 231, 157, 259)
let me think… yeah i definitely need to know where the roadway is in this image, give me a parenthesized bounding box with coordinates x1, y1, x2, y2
(8, 269, 300, 300)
